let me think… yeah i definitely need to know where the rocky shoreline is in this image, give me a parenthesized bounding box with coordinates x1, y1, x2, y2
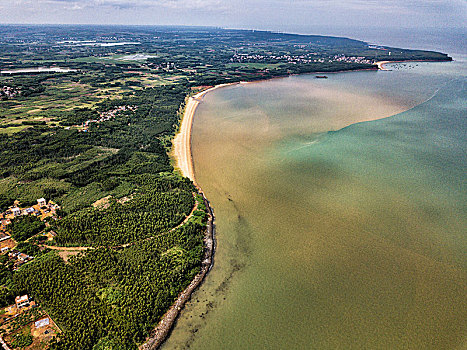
(140, 192, 215, 350)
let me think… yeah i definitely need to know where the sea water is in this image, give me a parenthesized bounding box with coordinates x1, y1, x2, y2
(163, 59, 466, 349)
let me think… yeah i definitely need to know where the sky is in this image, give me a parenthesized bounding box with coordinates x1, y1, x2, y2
(0, 0, 465, 32)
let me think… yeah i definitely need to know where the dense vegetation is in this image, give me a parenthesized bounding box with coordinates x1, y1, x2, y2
(54, 175, 195, 246)
(14, 220, 206, 349)
(0, 61, 204, 348)
(0, 25, 451, 349)
(9, 216, 46, 242)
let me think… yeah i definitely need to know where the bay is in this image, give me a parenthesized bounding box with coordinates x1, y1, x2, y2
(163, 58, 467, 349)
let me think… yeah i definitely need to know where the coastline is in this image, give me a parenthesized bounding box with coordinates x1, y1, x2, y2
(141, 82, 236, 350)
(172, 83, 238, 184)
(157, 59, 467, 350)
(140, 57, 452, 349)
(376, 58, 453, 71)
(376, 61, 392, 70)
(140, 193, 215, 350)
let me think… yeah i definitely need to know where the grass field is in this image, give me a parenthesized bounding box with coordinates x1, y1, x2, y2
(0, 70, 178, 132)
(0, 68, 183, 134)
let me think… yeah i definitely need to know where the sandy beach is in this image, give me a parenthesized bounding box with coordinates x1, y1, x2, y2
(141, 83, 237, 349)
(376, 59, 450, 71)
(376, 61, 392, 70)
(172, 83, 239, 184)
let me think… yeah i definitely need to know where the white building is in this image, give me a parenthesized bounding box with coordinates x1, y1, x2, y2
(37, 198, 47, 207)
(15, 295, 29, 308)
(35, 318, 50, 328)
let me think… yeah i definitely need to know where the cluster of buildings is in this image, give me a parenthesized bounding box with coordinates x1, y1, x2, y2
(144, 61, 177, 72)
(0, 86, 20, 99)
(0, 294, 60, 349)
(331, 54, 374, 65)
(8, 250, 34, 270)
(1, 198, 59, 223)
(74, 105, 137, 132)
(0, 198, 59, 256)
(230, 52, 375, 66)
(230, 52, 324, 65)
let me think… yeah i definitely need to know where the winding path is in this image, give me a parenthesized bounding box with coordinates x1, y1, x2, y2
(41, 193, 199, 252)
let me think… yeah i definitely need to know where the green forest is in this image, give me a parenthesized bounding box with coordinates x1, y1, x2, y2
(0, 75, 208, 349)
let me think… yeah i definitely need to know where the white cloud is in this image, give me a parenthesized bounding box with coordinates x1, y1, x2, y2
(11, 0, 228, 10)
(0, 0, 464, 28)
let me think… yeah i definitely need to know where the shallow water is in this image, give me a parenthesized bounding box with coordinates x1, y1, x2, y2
(163, 61, 467, 349)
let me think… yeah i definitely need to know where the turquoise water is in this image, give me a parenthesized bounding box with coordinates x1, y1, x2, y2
(163, 60, 467, 349)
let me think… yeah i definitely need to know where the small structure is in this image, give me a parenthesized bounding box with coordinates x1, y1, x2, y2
(37, 198, 47, 207)
(35, 317, 50, 328)
(0, 247, 9, 254)
(0, 233, 10, 242)
(25, 207, 35, 214)
(8, 251, 19, 258)
(11, 207, 21, 216)
(15, 295, 29, 309)
(18, 253, 31, 261)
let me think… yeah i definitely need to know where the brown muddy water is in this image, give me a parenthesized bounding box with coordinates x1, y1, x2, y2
(163, 61, 467, 350)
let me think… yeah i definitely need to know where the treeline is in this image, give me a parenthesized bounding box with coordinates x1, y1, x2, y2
(60, 108, 98, 126)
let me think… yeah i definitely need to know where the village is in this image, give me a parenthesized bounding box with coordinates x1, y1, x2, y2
(0, 198, 59, 270)
(230, 52, 374, 65)
(71, 105, 137, 132)
(0, 198, 60, 349)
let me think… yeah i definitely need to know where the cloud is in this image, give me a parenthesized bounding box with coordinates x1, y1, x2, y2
(19, 0, 227, 10)
(263, 0, 465, 14)
(0, 0, 464, 28)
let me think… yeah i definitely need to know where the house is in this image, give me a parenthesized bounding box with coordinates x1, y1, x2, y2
(35, 317, 50, 328)
(9, 251, 19, 258)
(37, 198, 47, 207)
(1, 247, 9, 254)
(15, 295, 29, 308)
(50, 203, 60, 211)
(11, 207, 21, 216)
(25, 207, 35, 214)
(18, 253, 31, 261)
